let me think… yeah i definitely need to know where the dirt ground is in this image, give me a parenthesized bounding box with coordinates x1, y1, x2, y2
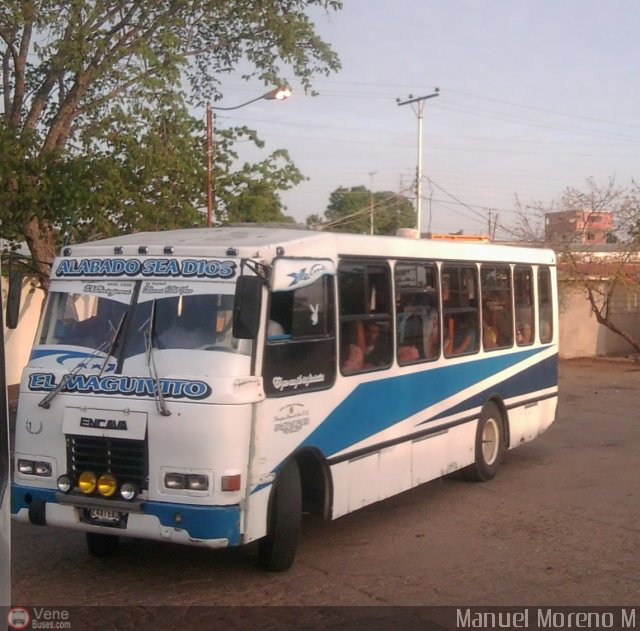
(7, 358, 640, 628)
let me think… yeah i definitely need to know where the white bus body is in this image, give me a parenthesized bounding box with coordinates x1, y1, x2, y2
(12, 227, 558, 570)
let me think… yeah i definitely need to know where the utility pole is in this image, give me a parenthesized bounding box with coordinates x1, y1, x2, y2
(368, 171, 376, 235)
(206, 102, 215, 228)
(397, 89, 440, 235)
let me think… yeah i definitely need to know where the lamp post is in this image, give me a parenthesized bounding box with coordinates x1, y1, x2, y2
(397, 88, 439, 235)
(205, 86, 292, 227)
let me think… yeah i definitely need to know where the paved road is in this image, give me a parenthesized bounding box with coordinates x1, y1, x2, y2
(10, 359, 640, 613)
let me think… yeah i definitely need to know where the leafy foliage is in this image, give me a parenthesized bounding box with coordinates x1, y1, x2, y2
(0, 0, 342, 287)
(308, 185, 416, 234)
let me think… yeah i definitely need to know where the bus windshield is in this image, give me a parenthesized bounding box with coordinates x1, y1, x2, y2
(37, 280, 251, 357)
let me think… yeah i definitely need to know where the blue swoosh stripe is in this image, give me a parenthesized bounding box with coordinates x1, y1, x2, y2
(425, 352, 558, 424)
(301, 347, 553, 457)
(31, 349, 96, 364)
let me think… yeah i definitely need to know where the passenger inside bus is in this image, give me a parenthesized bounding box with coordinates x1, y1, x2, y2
(516, 320, 533, 345)
(158, 295, 216, 349)
(66, 299, 125, 349)
(444, 312, 477, 356)
(363, 321, 390, 368)
(342, 342, 364, 373)
(483, 316, 498, 350)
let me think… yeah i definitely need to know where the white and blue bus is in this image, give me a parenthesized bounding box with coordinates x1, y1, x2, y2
(11, 227, 558, 570)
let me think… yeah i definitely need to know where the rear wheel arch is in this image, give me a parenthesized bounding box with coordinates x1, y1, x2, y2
(487, 394, 509, 448)
(295, 447, 333, 520)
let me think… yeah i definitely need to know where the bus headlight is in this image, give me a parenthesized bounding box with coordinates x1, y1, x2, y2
(17, 460, 34, 475)
(164, 473, 187, 489)
(57, 475, 73, 493)
(97, 473, 117, 497)
(78, 471, 97, 494)
(35, 462, 52, 476)
(120, 482, 138, 501)
(186, 475, 208, 491)
(17, 459, 52, 477)
(164, 472, 209, 491)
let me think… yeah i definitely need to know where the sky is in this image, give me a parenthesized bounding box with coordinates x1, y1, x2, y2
(214, 0, 640, 240)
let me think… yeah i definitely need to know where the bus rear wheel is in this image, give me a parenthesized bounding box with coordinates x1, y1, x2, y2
(463, 401, 504, 482)
(258, 459, 301, 572)
(86, 532, 119, 557)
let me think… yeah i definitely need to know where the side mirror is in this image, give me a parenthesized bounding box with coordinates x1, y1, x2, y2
(232, 275, 262, 339)
(6, 269, 22, 329)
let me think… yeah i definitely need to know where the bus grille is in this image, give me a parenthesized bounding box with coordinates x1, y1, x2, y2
(67, 435, 148, 491)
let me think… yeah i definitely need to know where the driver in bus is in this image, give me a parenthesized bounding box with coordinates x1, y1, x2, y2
(159, 295, 216, 349)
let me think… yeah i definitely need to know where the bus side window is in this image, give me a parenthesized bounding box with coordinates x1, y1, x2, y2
(514, 266, 535, 346)
(442, 264, 480, 358)
(538, 267, 553, 343)
(395, 261, 440, 364)
(339, 260, 392, 374)
(262, 275, 336, 396)
(481, 265, 513, 351)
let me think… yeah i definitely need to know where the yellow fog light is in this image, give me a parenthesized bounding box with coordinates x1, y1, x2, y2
(78, 471, 97, 494)
(97, 473, 118, 497)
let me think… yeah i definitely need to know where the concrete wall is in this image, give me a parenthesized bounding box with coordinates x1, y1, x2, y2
(2, 278, 45, 385)
(558, 279, 640, 358)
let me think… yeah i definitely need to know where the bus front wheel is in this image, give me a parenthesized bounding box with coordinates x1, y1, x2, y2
(86, 532, 120, 557)
(463, 402, 504, 482)
(258, 459, 301, 572)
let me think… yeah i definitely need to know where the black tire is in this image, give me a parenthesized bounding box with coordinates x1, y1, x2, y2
(462, 401, 505, 482)
(258, 459, 302, 572)
(86, 532, 120, 558)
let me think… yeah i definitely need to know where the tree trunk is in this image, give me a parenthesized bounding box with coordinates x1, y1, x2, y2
(23, 215, 57, 292)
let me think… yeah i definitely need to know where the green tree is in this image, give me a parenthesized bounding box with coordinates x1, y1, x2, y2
(0, 1, 341, 288)
(224, 180, 297, 224)
(309, 185, 415, 234)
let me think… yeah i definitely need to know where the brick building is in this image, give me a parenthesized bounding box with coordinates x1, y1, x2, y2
(545, 210, 613, 244)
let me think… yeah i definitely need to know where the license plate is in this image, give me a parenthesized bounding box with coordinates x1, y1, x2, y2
(89, 508, 122, 523)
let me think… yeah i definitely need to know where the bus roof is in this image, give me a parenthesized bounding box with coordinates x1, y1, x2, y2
(60, 225, 556, 266)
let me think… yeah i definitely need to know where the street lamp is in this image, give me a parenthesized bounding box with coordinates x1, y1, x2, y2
(206, 86, 292, 227)
(397, 88, 439, 235)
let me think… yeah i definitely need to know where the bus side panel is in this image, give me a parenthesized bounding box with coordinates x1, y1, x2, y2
(379, 442, 412, 500)
(508, 395, 558, 449)
(412, 421, 477, 486)
(243, 485, 271, 544)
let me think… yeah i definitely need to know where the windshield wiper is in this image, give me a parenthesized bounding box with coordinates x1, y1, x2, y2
(38, 341, 111, 409)
(99, 313, 127, 376)
(143, 300, 171, 417)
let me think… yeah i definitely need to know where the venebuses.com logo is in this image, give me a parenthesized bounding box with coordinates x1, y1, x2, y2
(7, 606, 71, 629)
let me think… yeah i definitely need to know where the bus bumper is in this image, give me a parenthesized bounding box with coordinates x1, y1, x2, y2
(11, 483, 242, 548)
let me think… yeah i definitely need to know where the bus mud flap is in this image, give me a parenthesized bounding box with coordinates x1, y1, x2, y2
(28, 500, 46, 526)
